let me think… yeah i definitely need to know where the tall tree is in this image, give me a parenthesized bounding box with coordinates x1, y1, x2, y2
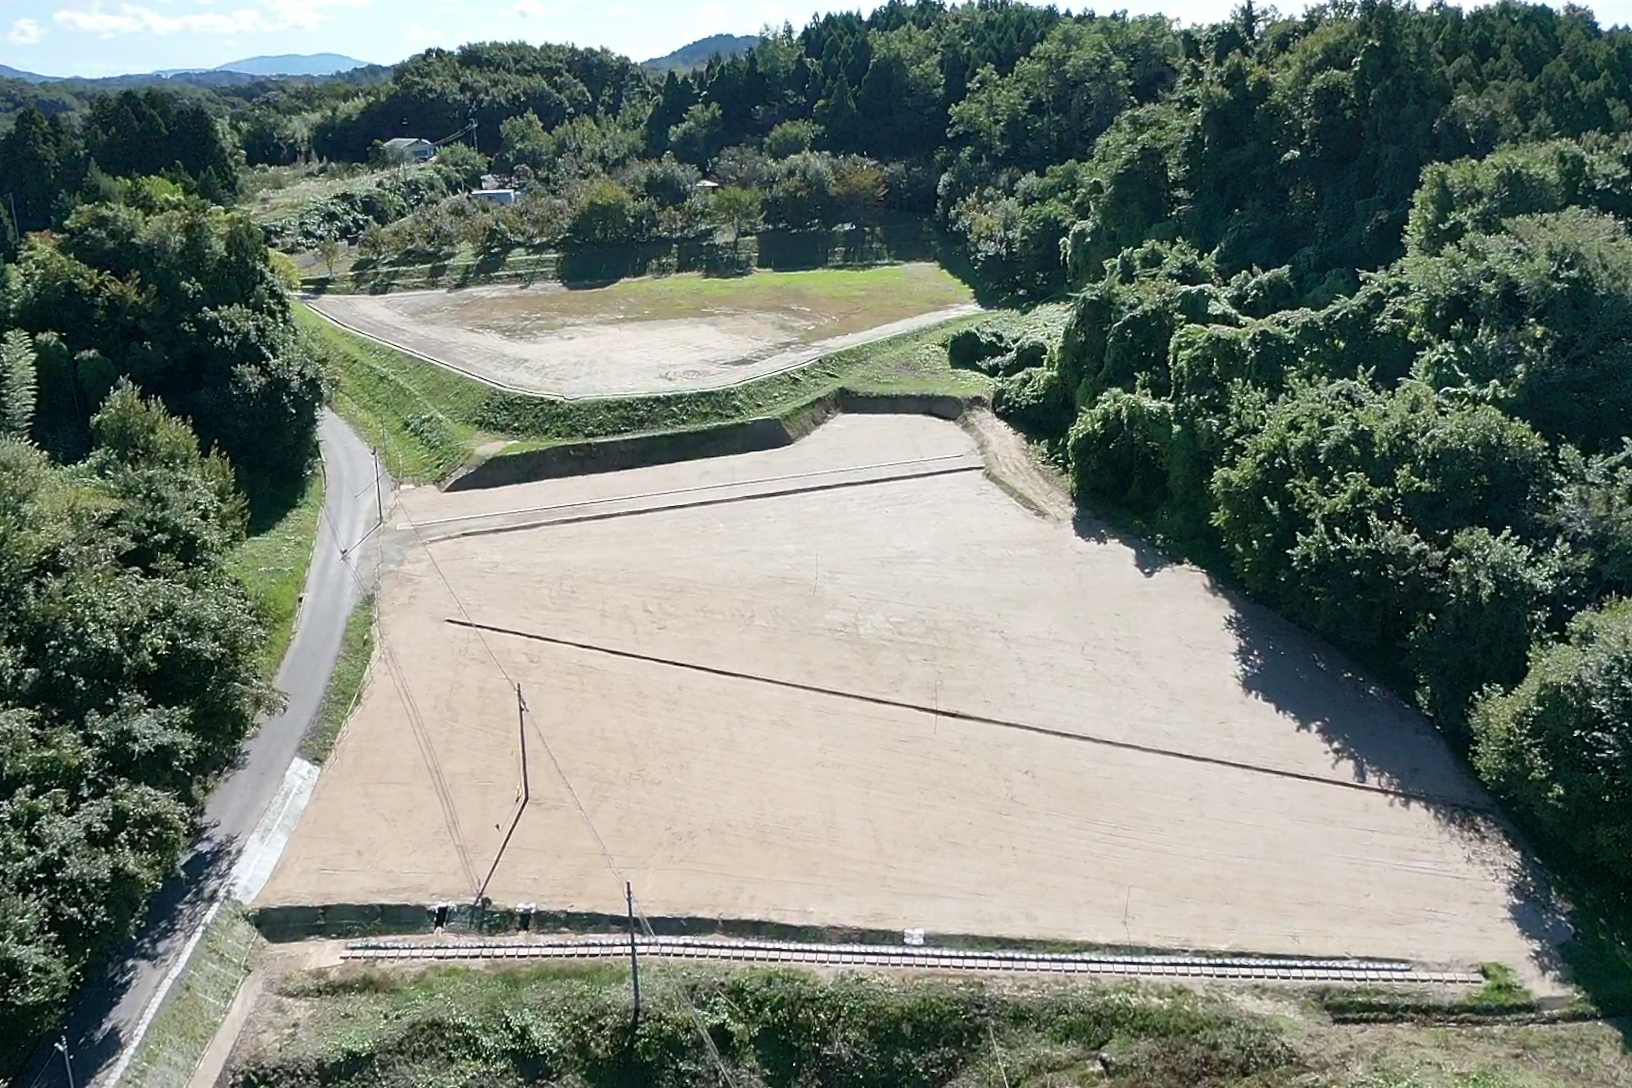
(0, 107, 80, 233)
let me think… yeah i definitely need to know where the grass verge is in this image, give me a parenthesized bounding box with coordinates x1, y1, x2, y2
(238, 964, 1301, 1088)
(299, 594, 375, 763)
(301, 301, 992, 485)
(1313, 964, 1543, 1023)
(226, 961, 1632, 1088)
(121, 905, 258, 1088)
(228, 470, 325, 677)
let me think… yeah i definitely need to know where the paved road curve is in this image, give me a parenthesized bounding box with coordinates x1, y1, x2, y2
(14, 410, 385, 1088)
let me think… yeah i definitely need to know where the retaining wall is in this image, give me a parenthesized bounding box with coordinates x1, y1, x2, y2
(248, 903, 1127, 953)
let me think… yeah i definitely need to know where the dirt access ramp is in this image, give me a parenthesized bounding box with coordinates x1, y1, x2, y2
(305, 264, 978, 398)
(259, 413, 1571, 997)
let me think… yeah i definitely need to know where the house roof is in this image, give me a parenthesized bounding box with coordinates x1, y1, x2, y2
(383, 137, 430, 149)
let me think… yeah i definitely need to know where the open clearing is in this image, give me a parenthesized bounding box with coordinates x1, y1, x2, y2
(305, 264, 978, 397)
(261, 413, 1568, 993)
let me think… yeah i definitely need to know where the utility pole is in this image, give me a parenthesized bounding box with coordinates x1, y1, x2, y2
(626, 881, 642, 1025)
(54, 1035, 76, 1088)
(516, 683, 529, 803)
(373, 448, 384, 524)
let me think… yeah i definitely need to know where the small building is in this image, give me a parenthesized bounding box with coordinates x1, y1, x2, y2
(695, 179, 721, 193)
(470, 188, 517, 206)
(382, 137, 437, 163)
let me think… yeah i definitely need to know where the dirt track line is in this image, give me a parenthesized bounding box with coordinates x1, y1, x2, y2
(412, 451, 976, 530)
(447, 617, 1494, 814)
(341, 935, 1483, 985)
(434, 462, 984, 541)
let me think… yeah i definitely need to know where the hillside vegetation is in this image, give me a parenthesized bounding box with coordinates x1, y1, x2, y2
(0, 173, 325, 1078)
(230, 962, 1632, 1088)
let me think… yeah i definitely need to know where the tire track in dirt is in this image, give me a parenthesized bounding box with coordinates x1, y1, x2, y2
(448, 617, 1494, 814)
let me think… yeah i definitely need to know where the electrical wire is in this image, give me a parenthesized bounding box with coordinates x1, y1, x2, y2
(380, 468, 738, 1086)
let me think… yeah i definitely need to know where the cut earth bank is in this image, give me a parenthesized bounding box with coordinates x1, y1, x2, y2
(258, 411, 1571, 997)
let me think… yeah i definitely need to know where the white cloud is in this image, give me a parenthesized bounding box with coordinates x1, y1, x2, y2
(5, 16, 46, 43)
(258, 0, 369, 31)
(51, 0, 368, 37)
(515, 0, 578, 17)
(54, 5, 266, 35)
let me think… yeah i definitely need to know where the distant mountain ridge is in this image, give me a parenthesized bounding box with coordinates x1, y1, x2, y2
(211, 53, 369, 76)
(642, 34, 760, 73)
(0, 63, 48, 83)
(0, 52, 369, 84)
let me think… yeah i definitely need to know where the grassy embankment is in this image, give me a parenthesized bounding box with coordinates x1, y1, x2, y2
(121, 907, 259, 1088)
(299, 271, 1006, 485)
(300, 594, 375, 763)
(227, 962, 1632, 1088)
(228, 473, 325, 678)
(428, 260, 973, 327)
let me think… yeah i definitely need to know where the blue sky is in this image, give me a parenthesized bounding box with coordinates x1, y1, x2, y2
(1, 0, 1628, 78)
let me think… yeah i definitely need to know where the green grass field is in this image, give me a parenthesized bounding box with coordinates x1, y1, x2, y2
(300, 595, 375, 763)
(446, 262, 972, 328)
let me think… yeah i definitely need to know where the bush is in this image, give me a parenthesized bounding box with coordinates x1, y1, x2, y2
(1472, 599, 1632, 901)
(947, 325, 1014, 370)
(994, 366, 1074, 437)
(566, 179, 646, 246)
(765, 120, 818, 158)
(263, 171, 451, 252)
(1403, 208, 1632, 452)
(229, 968, 1301, 1088)
(1069, 389, 1174, 512)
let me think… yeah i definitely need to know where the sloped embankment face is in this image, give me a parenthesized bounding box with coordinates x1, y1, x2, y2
(227, 965, 1303, 1088)
(445, 390, 968, 490)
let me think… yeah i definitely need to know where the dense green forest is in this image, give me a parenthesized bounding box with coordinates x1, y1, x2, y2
(0, 106, 324, 1074)
(4, 0, 1632, 1073)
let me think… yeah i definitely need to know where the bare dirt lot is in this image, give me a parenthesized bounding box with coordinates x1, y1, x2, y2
(305, 264, 978, 397)
(261, 413, 1568, 993)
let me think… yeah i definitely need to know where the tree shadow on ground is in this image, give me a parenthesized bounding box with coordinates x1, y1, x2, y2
(241, 459, 313, 537)
(1071, 507, 1176, 577)
(1063, 485, 1630, 1033)
(18, 835, 239, 1088)
(1224, 595, 1580, 1005)
(1521, 846, 1632, 1033)
(457, 248, 508, 287)
(754, 228, 829, 272)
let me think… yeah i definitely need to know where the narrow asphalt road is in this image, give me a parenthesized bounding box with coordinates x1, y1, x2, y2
(14, 410, 385, 1088)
